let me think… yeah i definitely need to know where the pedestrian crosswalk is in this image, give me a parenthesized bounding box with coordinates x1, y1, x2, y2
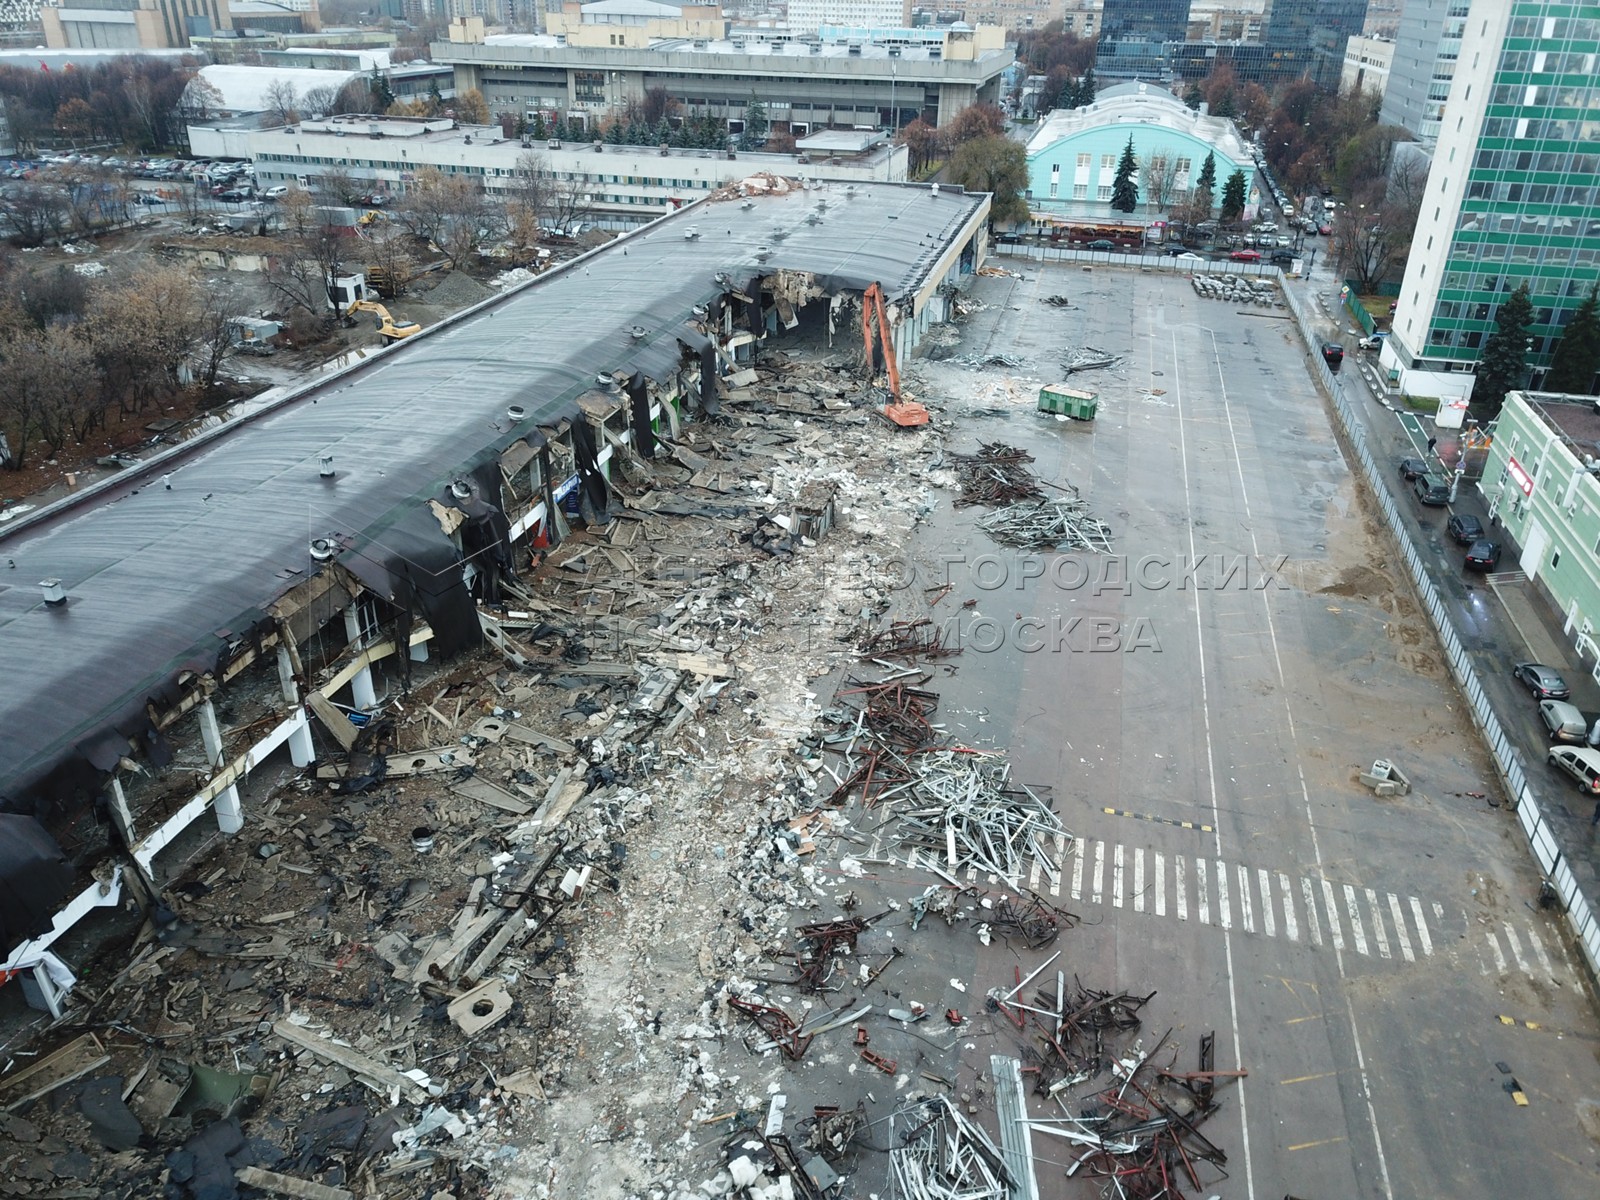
(868, 833, 1572, 986)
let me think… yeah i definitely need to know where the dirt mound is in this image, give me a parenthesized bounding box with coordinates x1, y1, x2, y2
(420, 270, 493, 309)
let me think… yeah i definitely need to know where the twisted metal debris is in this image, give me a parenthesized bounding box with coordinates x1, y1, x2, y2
(976, 496, 1114, 551)
(949, 442, 1045, 507)
(889, 1095, 1012, 1200)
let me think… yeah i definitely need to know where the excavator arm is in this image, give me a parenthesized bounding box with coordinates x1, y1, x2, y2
(862, 282, 927, 428)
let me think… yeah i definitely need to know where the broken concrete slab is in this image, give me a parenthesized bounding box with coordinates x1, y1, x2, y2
(271, 1019, 429, 1102)
(447, 979, 513, 1036)
(234, 1165, 354, 1200)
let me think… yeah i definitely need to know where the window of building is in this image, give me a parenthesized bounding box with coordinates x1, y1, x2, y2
(1097, 184, 1112, 200)
(1552, 550, 1562, 569)
(1100, 154, 1115, 173)
(1073, 183, 1087, 199)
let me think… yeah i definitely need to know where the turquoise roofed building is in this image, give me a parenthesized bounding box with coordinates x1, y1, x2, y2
(1022, 81, 1260, 235)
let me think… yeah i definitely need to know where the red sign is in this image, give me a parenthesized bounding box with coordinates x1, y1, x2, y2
(1507, 455, 1534, 497)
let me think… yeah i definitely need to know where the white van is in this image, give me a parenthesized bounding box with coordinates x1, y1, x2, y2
(1546, 745, 1600, 793)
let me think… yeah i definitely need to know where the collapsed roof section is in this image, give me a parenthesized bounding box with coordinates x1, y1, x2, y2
(0, 180, 988, 826)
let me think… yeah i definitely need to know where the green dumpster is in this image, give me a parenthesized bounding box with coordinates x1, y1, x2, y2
(1038, 384, 1098, 420)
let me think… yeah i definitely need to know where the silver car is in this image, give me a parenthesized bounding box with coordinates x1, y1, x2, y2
(1538, 699, 1587, 742)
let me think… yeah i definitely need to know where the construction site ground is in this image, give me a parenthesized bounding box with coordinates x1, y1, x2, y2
(3, 263, 1599, 1200)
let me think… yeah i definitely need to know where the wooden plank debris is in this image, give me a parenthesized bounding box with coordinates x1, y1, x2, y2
(272, 1019, 428, 1102)
(234, 1166, 355, 1200)
(306, 693, 357, 752)
(0, 1033, 110, 1111)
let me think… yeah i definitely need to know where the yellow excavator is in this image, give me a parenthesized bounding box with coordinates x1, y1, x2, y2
(345, 298, 422, 343)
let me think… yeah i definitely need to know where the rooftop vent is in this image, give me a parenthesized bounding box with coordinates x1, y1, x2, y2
(848, 42, 862, 56)
(507, 404, 527, 421)
(309, 538, 337, 563)
(39, 578, 66, 607)
(684, 225, 700, 239)
(450, 478, 474, 500)
(629, 325, 648, 340)
(319, 453, 335, 478)
(548, 138, 561, 149)
(593, 141, 604, 153)
(755, 246, 772, 261)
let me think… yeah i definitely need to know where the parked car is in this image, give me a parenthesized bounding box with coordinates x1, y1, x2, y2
(1412, 474, 1450, 505)
(1268, 249, 1295, 265)
(1398, 457, 1429, 480)
(1358, 334, 1387, 351)
(1173, 252, 1205, 262)
(263, 184, 290, 199)
(1514, 662, 1571, 700)
(1086, 239, 1115, 251)
(130, 193, 165, 206)
(1320, 342, 1345, 370)
(1446, 513, 1484, 543)
(1318, 223, 1333, 235)
(1539, 699, 1590, 742)
(1229, 249, 1261, 262)
(1546, 744, 1600, 793)
(216, 188, 251, 203)
(1463, 539, 1501, 571)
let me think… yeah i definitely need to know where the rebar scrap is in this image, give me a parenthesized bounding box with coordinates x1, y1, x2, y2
(948, 442, 1045, 507)
(976, 497, 1114, 551)
(889, 1095, 1013, 1200)
(728, 995, 813, 1060)
(857, 619, 961, 661)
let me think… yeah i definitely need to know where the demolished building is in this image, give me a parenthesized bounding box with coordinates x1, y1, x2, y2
(0, 178, 990, 1018)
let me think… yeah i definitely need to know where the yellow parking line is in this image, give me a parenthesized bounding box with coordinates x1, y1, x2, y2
(1279, 1071, 1337, 1086)
(1287, 1137, 1346, 1152)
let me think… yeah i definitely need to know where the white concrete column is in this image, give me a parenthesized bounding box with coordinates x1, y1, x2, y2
(288, 709, 315, 768)
(277, 641, 299, 703)
(107, 777, 136, 847)
(199, 698, 244, 835)
(409, 637, 429, 663)
(343, 603, 378, 710)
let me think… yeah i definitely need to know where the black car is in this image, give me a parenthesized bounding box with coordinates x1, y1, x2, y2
(216, 189, 251, 203)
(1463, 539, 1501, 571)
(1268, 249, 1296, 265)
(1320, 343, 1345, 370)
(1514, 662, 1571, 700)
(1446, 513, 1484, 543)
(1413, 474, 1450, 505)
(1398, 457, 1429, 480)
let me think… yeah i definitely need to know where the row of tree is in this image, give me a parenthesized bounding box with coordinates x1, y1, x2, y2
(0, 264, 237, 471)
(3, 59, 197, 154)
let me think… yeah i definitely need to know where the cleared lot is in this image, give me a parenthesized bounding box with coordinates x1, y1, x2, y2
(902, 262, 1600, 1199)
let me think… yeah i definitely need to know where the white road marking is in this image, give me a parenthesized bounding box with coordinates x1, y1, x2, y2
(1258, 869, 1274, 938)
(1387, 894, 1413, 962)
(1155, 851, 1167, 917)
(1070, 837, 1085, 901)
(1302, 877, 1322, 946)
(1133, 848, 1146, 914)
(1176, 854, 1188, 921)
(1366, 888, 1391, 959)
(1197, 858, 1211, 925)
(1525, 926, 1554, 980)
(1280, 873, 1298, 942)
(1410, 897, 1433, 956)
(1344, 884, 1370, 956)
(1486, 930, 1508, 974)
(1320, 879, 1344, 950)
(1502, 923, 1530, 975)
(1050, 833, 1068, 897)
(1215, 860, 1232, 930)
(1092, 841, 1105, 905)
(1112, 843, 1125, 909)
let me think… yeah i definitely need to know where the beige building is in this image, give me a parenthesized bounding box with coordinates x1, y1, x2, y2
(544, 0, 728, 46)
(1340, 33, 1392, 100)
(42, 0, 233, 48)
(1186, 0, 1266, 43)
(958, 0, 1097, 35)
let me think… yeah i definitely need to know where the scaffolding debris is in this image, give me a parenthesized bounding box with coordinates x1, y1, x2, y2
(976, 496, 1114, 550)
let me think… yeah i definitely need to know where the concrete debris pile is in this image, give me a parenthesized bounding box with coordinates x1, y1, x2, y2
(1190, 274, 1280, 306)
(949, 443, 1044, 507)
(976, 494, 1114, 551)
(1061, 346, 1123, 375)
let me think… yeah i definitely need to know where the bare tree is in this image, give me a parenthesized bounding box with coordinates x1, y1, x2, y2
(300, 85, 338, 120)
(360, 232, 417, 297)
(316, 166, 361, 206)
(1143, 149, 1181, 213)
(262, 79, 301, 128)
(0, 322, 96, 468)
(192, 281, 239, 394)
(1334, 183, 1408, 293)
(393, 167, 494, 269)
(0, 178, 70, 246)
(85, 266, 206, 418)
(333, 77, 376, 115)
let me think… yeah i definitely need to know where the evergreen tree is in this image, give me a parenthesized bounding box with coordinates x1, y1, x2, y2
(370, 68, 395, 112)
(1196, 150, 1216, 193)
(426, 78, 443, 116)
(531, 111, 548, 140)
(738, 94, 768, 150)
(1182, 83, 1203, 111)
(1545, 284, 1600, 395)
(1471, 284, 1536, 420)
(1110, 135, 1140, 213)
(1220, 168, 1247, 222)
(1077, 68, 1097, 105)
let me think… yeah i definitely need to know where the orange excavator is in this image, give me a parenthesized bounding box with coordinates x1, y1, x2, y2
(863, 281, 930, 428)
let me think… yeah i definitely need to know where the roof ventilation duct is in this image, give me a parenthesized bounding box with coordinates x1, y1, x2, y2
(309, 538, 337, 563)
(39, 579, 66, 608)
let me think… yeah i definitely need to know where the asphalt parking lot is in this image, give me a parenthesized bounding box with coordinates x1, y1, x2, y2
(876, 261, 1600, 1198)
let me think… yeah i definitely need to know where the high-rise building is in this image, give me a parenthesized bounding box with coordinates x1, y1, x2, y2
(41, 0, 233, 47)
(1384, 1, 1600, 404)
(1266, 0, 1368, 87)
(1100, 0, 1189, 42)
(1381, 0, 1470, 145)
(787, 0, 912, 33)
(1094, 0, 1188, 81)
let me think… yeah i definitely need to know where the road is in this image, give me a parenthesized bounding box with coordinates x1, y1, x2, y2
(882, 260, 1600, 1198)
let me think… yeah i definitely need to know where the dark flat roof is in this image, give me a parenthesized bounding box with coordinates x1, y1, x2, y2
(1524, 392, 1600, 458)
(0, 181, 984, 802)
